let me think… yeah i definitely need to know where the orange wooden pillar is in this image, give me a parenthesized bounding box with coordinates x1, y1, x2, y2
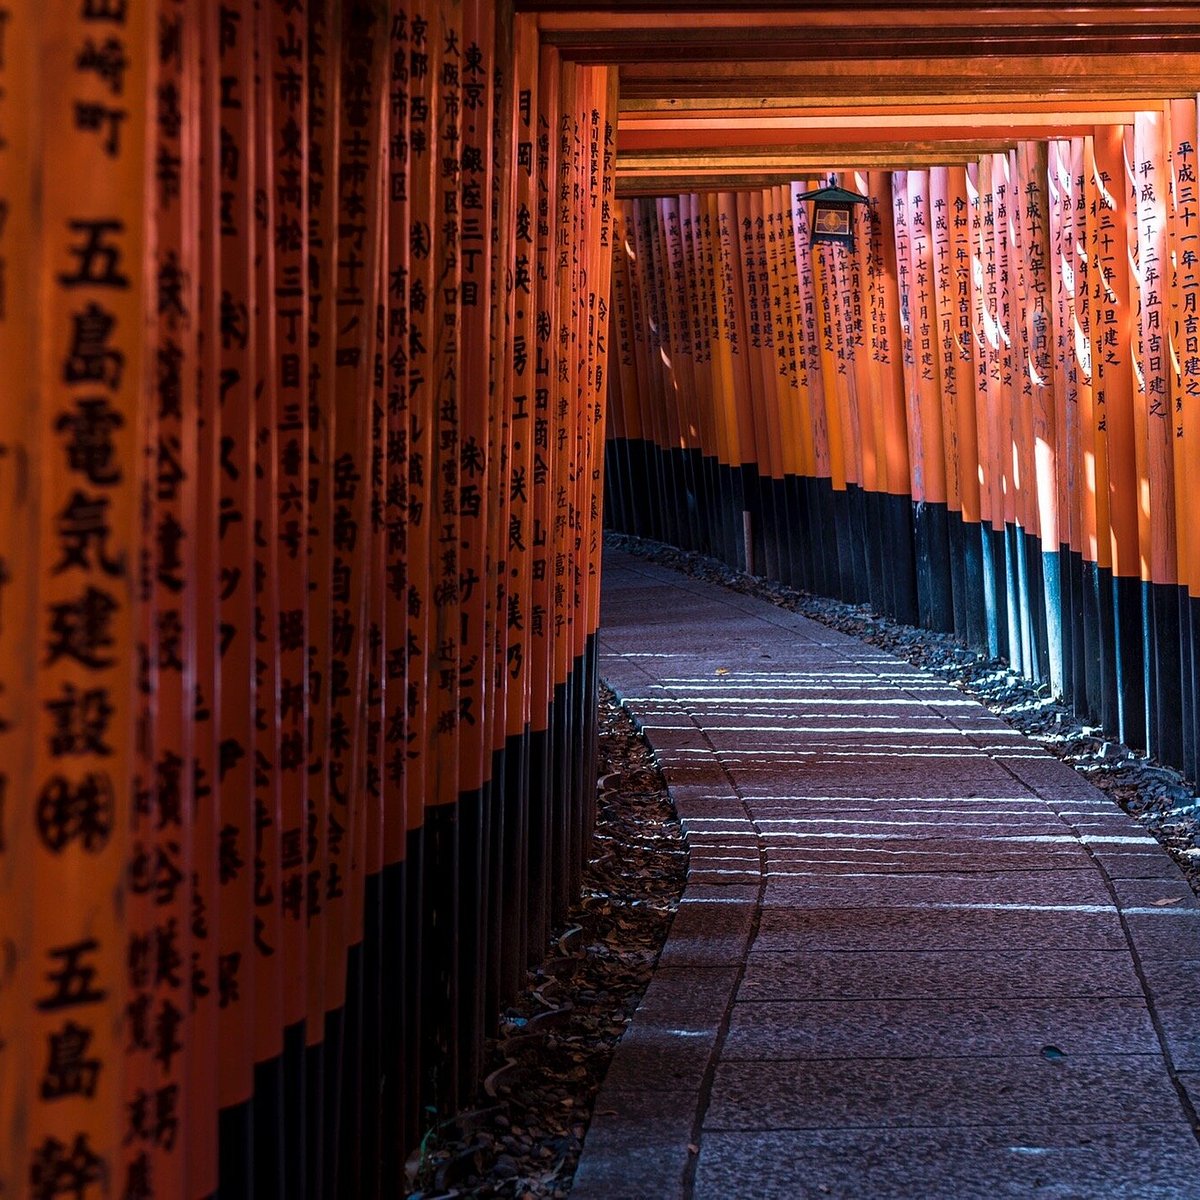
(735, 189, 781, 580)
(843, 174, 885, 609)
(132, 2, 203, 1193)
(28, 5, 155, 1196)
(1168, 98, 1200, 779)
(930, 166, 970, 641)
(1133, 109, 1181, 763)
(1018, 141, 1065, 692)
(865, 171, 917, 623)
(991, 152, 1027, 668)
(0, 6, 36, 1192)
(719, 190, 762, 573)
(969, 156, 1006, 657)
(895, 170, 953, 631)
(946, 165, 987, 648)
(1048, 137, 1087, 711)
(782, 183, 820, 592)
(1071, 134, 1105, 720)
(1090, 125, 1145, 745)
(811, 202, 852, 599)
(765, 185, 803, 589)
(211, 2, 258, 1181)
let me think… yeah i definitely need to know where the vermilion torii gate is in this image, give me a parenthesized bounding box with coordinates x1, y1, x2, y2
(5, 4, 1200, 1197)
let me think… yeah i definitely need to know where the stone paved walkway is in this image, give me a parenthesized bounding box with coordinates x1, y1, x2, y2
(572, 549, 1200, 1200)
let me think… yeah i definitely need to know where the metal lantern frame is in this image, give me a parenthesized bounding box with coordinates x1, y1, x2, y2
(797, 183, 871, 250)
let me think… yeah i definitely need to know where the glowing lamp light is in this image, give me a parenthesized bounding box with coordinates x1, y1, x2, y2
(797, 183, 871, 250)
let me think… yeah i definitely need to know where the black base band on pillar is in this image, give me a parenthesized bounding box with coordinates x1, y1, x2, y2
(1041, 547, 1065, 698)
(914, 500, 953, 633)
(729, 465, 749, 574)
(987, 526, 1009, 661)
(816, 478, 838, 598)
(758, 472, 779, 580)
(884, 492, 918, 625)
(1151, 584, 1183, 770)
(1095, 564, 1118, 733)
(1078, 557, 1100, 724)
(379, 857, 408, 1194)
(217, 1098, 253, 1200)
(283, 1021, 308, 1200)
(252, 1052, 286, 1200)
(787, 473, 811, 591)
(1189, 596, 1200, 781)
(831, 487, 854, 603)
(847, 483, 870, 605)
(1181, 589, 1198, 782)
(1026, 530, 1050, 683)
(303, 1038, 326, 1200)
(456, 783, 487, 1100)
(777, 477, 796, 585)
(1003, 524, 1026, 677)
(808, 477, 831, 596)
(718, 462, 740, 571)
(946, 510, 969, 643)
(961, 520, 988, 652)
(1112, 573, 1146, 751)
(1059, 546, 1079, 705)
(743, 462, 767, 577)
(420, 800, 461, 1119)
(865, 490, 888, 616)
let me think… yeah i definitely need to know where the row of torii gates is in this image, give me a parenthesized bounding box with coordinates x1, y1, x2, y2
(4, 3, 1200, 1197)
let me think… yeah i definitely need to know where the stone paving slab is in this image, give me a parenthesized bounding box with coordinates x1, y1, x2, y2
(760, 868, 1116, 909)
(692, 1125, 1200, 1199)
(720, 996, 1160, 1060)
(703, 1054, 1179, 1130)
(736, 948, 1143, 1001)
(752, 904, 1132, 953)
(575, 551, 1200, 1198)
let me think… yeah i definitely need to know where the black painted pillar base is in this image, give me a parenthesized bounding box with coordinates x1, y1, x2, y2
(962, 520, 988, 652)
(1079, 559, 1102, 725)
(1147, 585, 1183, 770)
(847, 483, 870, 604)
(1113, 573, 1146, 752)
(1026, 530, 1050, 684)
(988, 526, 1009, 662)
(218, 1097, 254, 1200)
(808, 477, 831, 596)
(1185, 595, 1195, 782)
(831, 487, 854, 602)
(914, 500, 954, 633)
(1042, 547, 1065, 699)
(1095, 565, 1119, 734)
(814, 479, 837, 597)
(1004, 524, 1026, 677)
(758, 473, 781, 580)
(1060, 546, 1080, 708)
(788, 474, 813, 591)
(884, 492, 918, 625)
(865, 490, 888, 616)
(742, 462, 767, 577)
(946, 511, 969, 644)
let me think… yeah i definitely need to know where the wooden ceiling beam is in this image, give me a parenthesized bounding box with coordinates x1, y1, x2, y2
(619, 140, 1006, 172)
(618, 96, 1190, 116)
(513, 5, 1200, 190)
(616, 54, 1200, 99)
(617, 111, 1138, 153)
(540, 14, 1200, 65)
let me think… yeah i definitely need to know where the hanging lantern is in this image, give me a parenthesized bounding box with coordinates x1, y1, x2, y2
(797, 184, 871, 250)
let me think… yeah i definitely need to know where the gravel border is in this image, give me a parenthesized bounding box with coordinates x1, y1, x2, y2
(405, 684, 687, 1198)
